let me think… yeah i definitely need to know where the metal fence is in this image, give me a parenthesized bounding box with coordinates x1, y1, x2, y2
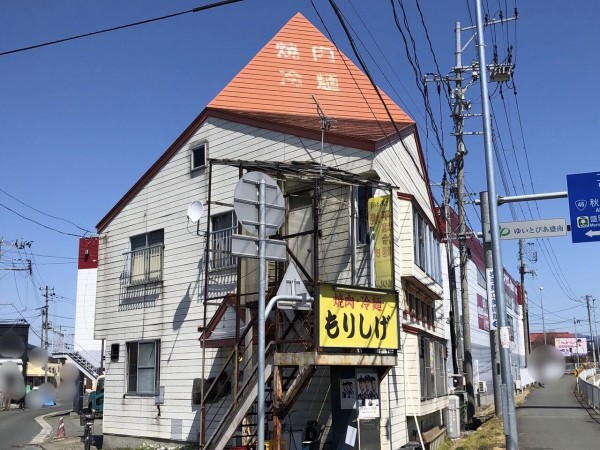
(576, 370, 600, 410)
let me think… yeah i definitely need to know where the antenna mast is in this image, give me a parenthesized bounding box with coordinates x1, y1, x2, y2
(311, 95, 332, 175)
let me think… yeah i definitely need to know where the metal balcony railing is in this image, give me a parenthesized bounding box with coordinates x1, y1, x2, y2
(122, 244, 164, 286)
(210, 226, 237, 271)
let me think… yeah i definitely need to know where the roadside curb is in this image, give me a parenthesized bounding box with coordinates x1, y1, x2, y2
(43, 409, 72, 419)
(28, 409, 72, 446)
(39, 436, 83, 450)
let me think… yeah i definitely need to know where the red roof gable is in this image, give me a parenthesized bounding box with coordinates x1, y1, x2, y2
(97, 13, 417, 232)
(208, 12, 414, 146)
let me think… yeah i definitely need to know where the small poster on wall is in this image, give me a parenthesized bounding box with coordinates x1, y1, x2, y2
(340, 378, 356, 409)
(357, 373, 380, 419)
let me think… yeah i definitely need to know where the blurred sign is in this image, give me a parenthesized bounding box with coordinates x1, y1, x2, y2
(555, 337, 587, 355)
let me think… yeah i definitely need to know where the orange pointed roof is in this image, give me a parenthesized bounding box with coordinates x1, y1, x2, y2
(208, 12, 414, 149)
(97, 13, 418, 232)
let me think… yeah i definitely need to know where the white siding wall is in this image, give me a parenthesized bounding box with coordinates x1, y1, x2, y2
(96, 115, 445, 445)
(374, 132, 435, 225)
(319, 184, 354, 285)
(441, 241, 525, 400)
(95, 117, 386, 442)
(381, 364, 408, 448)
(74, 267, 101, 365)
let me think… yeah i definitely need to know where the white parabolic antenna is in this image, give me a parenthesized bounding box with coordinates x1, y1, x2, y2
(187, 201, 205, 223)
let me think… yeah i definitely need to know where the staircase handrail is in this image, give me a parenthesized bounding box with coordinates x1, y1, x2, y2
(203, 342, 276, 450)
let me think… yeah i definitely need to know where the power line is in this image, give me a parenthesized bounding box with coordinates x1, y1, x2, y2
(313, 0, 427, 184)
(0, 188, 92, 234)
(2, 250, 77, 260)
(0, 202, 84, 237)
(0, 0, 244, 57)
(344, 0, 449, 173)
(389, 0, 448, 163)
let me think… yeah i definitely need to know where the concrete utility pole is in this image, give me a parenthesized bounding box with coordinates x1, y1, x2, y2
(451, 20, 476, 423)
(443, 176, 464, 385)
(425, 4, 517, 428)
(40, 286, 55, 383)
(586, 295, 597, 369)
(474, 0, 519, 447)
(539, 287, 547, 346)
(518, 240, 532, 365)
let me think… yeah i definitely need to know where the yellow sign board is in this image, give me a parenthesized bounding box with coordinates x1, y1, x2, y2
(318, 284, 399, 349)
(368, 195, 393, 289)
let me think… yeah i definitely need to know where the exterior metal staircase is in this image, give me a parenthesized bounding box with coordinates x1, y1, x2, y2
(53, 351, 100, 381)
(201, 307, 316, 450)
(204, 351, 274, 450)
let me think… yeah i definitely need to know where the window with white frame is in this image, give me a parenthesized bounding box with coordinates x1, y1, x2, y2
(419, 335, 447, 400)
(190, 141, 207, 171)
(127, 229, 164, 285)
(413, 209, 442, 283)
(127, 340, 160, 394)
(210, 211, 237, 270)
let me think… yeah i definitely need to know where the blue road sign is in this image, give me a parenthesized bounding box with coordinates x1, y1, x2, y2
(566, 171, 600, 243)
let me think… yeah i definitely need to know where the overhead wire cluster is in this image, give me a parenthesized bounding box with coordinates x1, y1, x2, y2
(0, 2, 584, 339)
(480, 0, 579, 303)
(0, 187, 86, 343)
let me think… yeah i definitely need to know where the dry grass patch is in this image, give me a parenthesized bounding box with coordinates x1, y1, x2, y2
(439, 388, 530, 450)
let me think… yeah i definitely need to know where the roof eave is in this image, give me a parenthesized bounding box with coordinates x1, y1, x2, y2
(96, 108, 210, 233)
(96, 108, 413, 233)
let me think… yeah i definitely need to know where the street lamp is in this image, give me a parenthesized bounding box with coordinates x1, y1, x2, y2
(540, 287, 547, 346)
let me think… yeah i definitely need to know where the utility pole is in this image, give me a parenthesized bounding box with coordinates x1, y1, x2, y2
(424, 4, 517, 429)
(475, 0, 519, 446)
(539, 287, 546, 346)
(518, 240, 532, 365)
(443, 175, 464, 384)
(586, 295, 597, 369)
(451, 19, 476, 424)
(40, 286, 55, 383)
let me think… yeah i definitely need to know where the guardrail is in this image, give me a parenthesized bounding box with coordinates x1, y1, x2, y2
(576, 369, 600, 410)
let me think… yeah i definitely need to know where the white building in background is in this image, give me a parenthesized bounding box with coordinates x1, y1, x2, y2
(73, 237, 102, 366)
(441, 209, 526, 405)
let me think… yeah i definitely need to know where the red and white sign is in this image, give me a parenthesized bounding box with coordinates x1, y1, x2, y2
(555, 337, 587, 355)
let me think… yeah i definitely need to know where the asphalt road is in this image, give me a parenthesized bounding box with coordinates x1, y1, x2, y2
(517, 375, 600, 449)
(0, 403, 66, 448)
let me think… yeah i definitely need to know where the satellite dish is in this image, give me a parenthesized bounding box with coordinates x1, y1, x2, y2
(187, 201, 205, 223)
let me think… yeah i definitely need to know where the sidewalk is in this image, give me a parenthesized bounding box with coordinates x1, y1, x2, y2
(39, 410, 103, 450)
(517, 374, 600, 449)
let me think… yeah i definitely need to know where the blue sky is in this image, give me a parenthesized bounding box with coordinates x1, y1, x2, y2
(1, 1, 599, 348)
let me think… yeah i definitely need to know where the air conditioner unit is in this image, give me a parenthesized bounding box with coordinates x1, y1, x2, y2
(477, 381, 488, 393)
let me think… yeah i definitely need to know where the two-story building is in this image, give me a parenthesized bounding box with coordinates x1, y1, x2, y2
(95, 13, 447, 450)
(440, 208, 526, 407)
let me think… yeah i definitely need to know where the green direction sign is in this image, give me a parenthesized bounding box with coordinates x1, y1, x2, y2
(484, 218, 567, 242)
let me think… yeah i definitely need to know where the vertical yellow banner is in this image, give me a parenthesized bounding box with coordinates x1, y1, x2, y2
(368, 195, 393, 289)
